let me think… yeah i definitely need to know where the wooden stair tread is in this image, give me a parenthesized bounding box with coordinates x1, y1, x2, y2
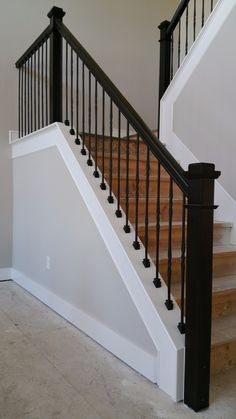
(138, 220, 233, 230)
(212, 313, 236, 345)
(155, 244, 236, 262)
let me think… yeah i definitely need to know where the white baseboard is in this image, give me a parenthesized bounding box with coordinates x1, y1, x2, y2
(0, 268, 12, 281)
(12, 269, 157, 383)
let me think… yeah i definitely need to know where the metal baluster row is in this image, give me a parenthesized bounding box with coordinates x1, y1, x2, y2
(18, 38, 50, 138)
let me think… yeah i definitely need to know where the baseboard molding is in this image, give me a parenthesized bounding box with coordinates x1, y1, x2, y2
(12, 269, 157, 383)
(0, 268, 12, 281)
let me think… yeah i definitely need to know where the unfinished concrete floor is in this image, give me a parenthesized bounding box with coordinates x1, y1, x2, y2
(0, 281, 235, 419)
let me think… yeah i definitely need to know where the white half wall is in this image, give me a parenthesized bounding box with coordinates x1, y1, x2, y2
(160, 0, 236, 243)
(12, 123, 185, 401)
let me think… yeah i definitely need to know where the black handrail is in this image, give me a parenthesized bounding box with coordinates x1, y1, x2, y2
(166, 0, 191, 36)
(15, 25, 52, 68)
(56, 20, 188, 195)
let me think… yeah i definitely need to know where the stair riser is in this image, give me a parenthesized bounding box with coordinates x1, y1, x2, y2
(139, 224, 232, 252)
(212, 290, 236, 319)
(211, 340, 236, 375)
(99, 155, 162, 177)
(159, 252, 236, 283)
(110, 177, 182, 199)
(121, 201, 183, 224)
(85, 136, 150, 157)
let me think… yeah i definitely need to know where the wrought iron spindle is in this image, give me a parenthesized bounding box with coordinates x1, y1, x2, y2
(81, 63, 86, 155)
(34, 53, 36, 132)
(30, 55, 33, 132)
(165, 177, 174, 310)
(202, 0, 205, 28)
(27, 60, 30, 134)
(178, 20, 181, 69)
(21, 64, 24, 137)
(70, 47, 75, 135)
(153, 162, 161, 288)
(24, 62, 27, 135)
(75, 55, 80, 144)
(65, 41, 69, 125)
(100, 89, 106, 190)
(193, 0, 196, 42)
(87, 70, 92, 166)
(123, 121, 130, 233)
(93, 80, 99, 177)
(211, 0, 213, 12)
(41, 43, 44, 128)
(18, 66, 21, 138)
(38, 48, 40, 129)
(178, 193, 186, 334)
(45, 39, 48, 126)
(133, 133, 140, 249)
(115, 111, 122, 217)
(143, 146, 150, 267)
(170, 34, 174, 80)
(108, 99, 114, 203)
(185, 5, 189, 55)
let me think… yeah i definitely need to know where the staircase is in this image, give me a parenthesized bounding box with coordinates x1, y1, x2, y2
(85, 133, 236, 375)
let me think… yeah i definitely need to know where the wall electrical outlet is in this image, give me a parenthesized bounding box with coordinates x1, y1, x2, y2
(46, 256, 51, 270)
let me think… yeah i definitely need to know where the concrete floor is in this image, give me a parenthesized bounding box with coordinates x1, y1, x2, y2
(0, 281, 235, 419)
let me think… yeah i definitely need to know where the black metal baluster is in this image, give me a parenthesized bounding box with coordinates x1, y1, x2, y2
(30, 55, 33, 133)
(108, 99, 114, 203)
(18, 67, 21, 138)
(178, 193, 186, 334)
(165, 177, 174, 310)
(70, 47, 75, 135)
(133, 133, 140, 249)
(24, 62, 27, 136)
(45, 38, 48, 126)
(100, 89, 106, 190)
(193, 0, 196, 42)
(153, 162, 162, 288)
(38, 48, 40, 129)
(185, 5, 189, 55)
(27, 60, 30, 134)
(123, 121, 130, 233)
(41, 43, 44, 128)
(65, 41, 69, 126)
(34, 53, 36, 132)
(211, 0, 213, 12)
(87, 70, 93, 166)
(93, 80, 99, 177)
(178, 20, 181, 69)
(81, 63, 86, 155)
(115, 111, 122, 217)
(21, 64, 24, 137)
(202, 0, 205, 28)
(75, 55, 80, 144)
(143, 146, 150, 267)
(170, 34, 174, 80)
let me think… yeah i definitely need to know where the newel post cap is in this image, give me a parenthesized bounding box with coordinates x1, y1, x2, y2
(186, 163, 221, 180)
(47, 6, 66, 21)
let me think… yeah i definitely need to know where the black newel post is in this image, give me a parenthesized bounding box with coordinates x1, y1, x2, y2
(158, 20, 171, 131)
(184, 163, 220, 412)
(48, 6, 65, 123)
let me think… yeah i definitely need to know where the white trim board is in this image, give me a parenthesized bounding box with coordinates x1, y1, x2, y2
(0, 268, 12, 281)
(12, 269, 156, 382)
(160, 0, 236, 244)
(12, 122, 185, 402)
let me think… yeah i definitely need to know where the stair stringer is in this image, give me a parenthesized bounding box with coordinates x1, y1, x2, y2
(160, 0, 236, 244)
(11, 122, 184, 402)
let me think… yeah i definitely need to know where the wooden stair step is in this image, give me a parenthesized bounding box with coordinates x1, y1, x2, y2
(110, 175, 182, 199)
(211, 313, 236, 374)
(120, 197, 183, 223)
(137, 221, 232, 251)
(156, 245, 236, 282)
(172, 275, 236, 319)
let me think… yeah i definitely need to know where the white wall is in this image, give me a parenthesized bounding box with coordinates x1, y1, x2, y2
(0, 0, 179, 269)
(173, 1, 236, 200)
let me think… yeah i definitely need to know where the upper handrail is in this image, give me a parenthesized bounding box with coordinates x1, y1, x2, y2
(166, 0, 191, 36)
(15, 25, 52, 68)
(56, 20, 188, 195)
